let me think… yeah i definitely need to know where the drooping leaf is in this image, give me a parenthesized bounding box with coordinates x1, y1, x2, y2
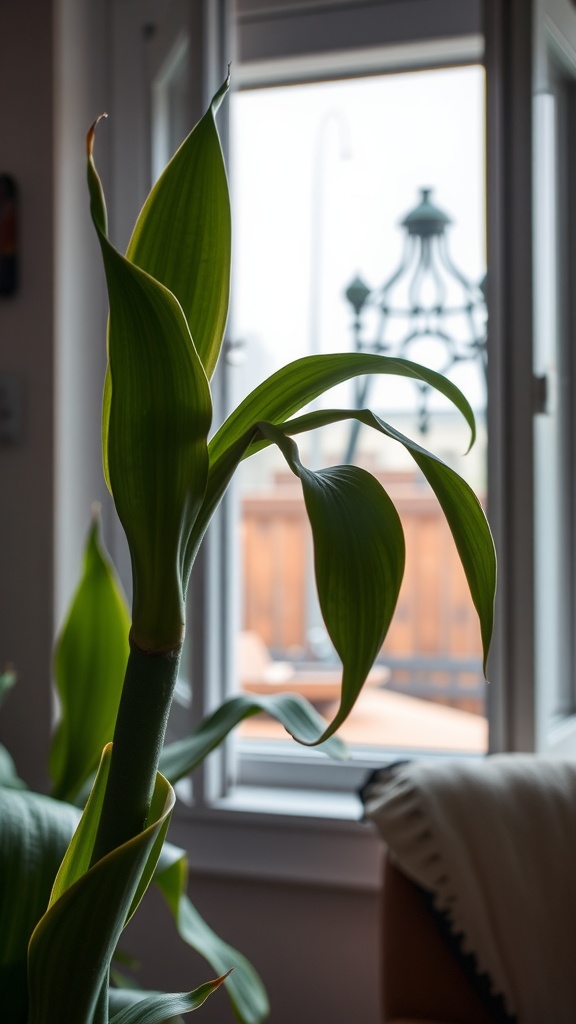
(87, 121, 212, 653)
(49, 516, 130, 802)
(185, 352, 477, 577)
(154, 843, 269, 1024)
(28, 748, 175, 1024)
(255, 422, 405, 741)
(271, 406, 497, 671)
(375, 415, 496, 670)
(109, 975, 228, 1024)
(194, 396, 495, 677)
(0, 787, 79, 1023)
(209, 353, 476, 466)
(159, 693, 346, 785)
(126, 77, 231, 381)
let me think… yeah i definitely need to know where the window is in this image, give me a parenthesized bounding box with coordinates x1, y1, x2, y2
(140, 3, 492, 811)
(230, 66, 488, 782)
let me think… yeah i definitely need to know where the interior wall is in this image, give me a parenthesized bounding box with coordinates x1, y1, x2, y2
(0, 0, 111, 787)
(125, 872, 382, 1024)
(0, 0, 57, 789)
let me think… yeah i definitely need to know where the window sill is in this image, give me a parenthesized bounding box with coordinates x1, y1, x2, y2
(169, 784, 384, 891)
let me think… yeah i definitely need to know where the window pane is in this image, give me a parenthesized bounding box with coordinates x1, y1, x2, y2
(231, 65, 487, 756)
(151, 37, 189, 184)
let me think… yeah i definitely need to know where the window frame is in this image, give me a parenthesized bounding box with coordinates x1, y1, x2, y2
(531, 1, 576, 753)
(125, 1, 493, 824)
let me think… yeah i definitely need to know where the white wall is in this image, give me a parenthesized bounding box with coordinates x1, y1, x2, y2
(0, 0, 57, 789)
(125, 872, 383, 1024)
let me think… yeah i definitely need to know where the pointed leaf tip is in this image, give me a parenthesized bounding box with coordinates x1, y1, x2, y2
(86, 113, 108, 157)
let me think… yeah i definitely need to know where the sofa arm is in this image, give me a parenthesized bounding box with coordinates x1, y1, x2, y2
(382, 857, 496, 1024)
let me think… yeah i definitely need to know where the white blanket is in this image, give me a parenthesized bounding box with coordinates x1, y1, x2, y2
(362, 755, 576, 1024)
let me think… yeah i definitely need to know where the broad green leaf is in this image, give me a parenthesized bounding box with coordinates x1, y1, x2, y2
(87, 122, 212, 652)
(154, 843, 269, 1024)
(0, 788, 79, 1023)
(126, 78, 231, 381)
(109, 976, 228, 1024)
(159, 693, 346, 785)
(273, 407, 497, 670)
(257, 422, 405, 741)
(49, 516, 130, 802)
(28, 750, 175, 1024)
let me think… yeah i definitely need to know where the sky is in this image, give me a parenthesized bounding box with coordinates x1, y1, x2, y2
(230, 65, 485, 423)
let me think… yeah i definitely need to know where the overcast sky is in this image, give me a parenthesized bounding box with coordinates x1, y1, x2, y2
(230, 64, 485, 425)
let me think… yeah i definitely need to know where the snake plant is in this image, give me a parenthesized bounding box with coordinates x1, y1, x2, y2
(0, 75, 496, 1023)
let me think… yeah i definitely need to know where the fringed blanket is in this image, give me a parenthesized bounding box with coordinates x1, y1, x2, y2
(362, 756, 576, 1024)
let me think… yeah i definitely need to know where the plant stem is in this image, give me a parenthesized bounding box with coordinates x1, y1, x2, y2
(93, 973, 109, 1024)
(91, 643, 181, 865)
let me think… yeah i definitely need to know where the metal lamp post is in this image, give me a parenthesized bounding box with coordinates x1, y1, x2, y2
(343, 187, 487, 464)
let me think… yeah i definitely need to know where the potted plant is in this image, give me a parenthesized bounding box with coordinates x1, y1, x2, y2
(0, 76, 496, 1023)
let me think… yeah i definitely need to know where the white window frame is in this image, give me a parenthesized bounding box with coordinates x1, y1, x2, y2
(532, 0, 576, 753)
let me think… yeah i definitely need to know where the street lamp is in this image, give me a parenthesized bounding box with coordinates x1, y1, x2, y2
(343, 188, 487, 464)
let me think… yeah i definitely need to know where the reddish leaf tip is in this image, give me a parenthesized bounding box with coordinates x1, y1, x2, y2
(86, 113, 108, 157)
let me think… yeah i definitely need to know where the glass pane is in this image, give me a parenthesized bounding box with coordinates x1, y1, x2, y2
(150, 36, 194, 768)
(231, 65, 487, 756)
(151, 37, 189, 184)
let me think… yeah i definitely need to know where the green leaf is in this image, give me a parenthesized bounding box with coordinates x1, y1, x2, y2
(257, 422, 405, 741)
(209, 353, 476, 465)
(196, 400, 495, 678)
(49, 746, 171, 926)
(185, 352, 477, 578)
(109, 976, 228, 1024)
(87, 121, 212, 653)
(274, 406, 497, 671)
(109, 987, 185, 1023)
(0, 788, 79, 1023)
(154, 844, 269, 1024)
(159, 693, 346, 785)
(48, 743, 112, 906)
(375, 416, 496, 670)
(49, 516, 130, 802)
(28, 748, 175, 1024)
(126, 78, 231, 381)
